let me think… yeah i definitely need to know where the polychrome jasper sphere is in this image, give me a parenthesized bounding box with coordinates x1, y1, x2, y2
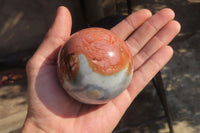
(57, 27, 133, 104)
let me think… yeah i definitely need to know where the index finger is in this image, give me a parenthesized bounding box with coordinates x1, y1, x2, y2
(111, 9, 152, 40)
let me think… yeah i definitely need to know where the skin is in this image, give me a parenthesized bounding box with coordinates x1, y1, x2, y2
(22, 6, 180, 133)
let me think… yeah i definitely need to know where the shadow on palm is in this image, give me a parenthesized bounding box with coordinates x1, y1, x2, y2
(35, 47, 102, 118)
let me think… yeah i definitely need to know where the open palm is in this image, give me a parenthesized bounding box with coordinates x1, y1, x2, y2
(22, 6, 180, 133)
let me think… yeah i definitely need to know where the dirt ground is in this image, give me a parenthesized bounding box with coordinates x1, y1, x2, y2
(0, 0, 199, 133)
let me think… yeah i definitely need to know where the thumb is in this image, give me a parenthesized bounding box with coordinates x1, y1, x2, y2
(33, 6, 72, 63)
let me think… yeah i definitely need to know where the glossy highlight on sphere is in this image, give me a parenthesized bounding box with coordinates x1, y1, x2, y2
(57, 28, 133, 104)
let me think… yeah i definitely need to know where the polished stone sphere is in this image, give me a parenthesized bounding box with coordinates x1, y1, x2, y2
(57, 27, 133, 104)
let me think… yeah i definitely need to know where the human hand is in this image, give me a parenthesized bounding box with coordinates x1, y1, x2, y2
(22, 6, 180, 133)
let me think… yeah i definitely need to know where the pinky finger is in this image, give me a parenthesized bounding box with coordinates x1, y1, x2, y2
(127, 46, 173, 99)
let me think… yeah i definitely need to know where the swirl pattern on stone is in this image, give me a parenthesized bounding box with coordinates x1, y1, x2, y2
(57, 28, 133, 104)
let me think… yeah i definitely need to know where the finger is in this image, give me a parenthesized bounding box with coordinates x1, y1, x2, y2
(33, 6, 72, 63)
(126, 8, 175, 56)
(109, 46, 173, 116)
(128, 46, 173, 99)
(111, 9, 152, 40)
(133, 20, 181, 70)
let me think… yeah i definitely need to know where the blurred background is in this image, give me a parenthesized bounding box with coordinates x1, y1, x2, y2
(0, 0, 199, 133)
